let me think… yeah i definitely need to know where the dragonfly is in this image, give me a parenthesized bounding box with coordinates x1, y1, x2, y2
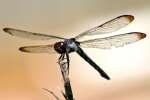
(3, 15, 146, 80)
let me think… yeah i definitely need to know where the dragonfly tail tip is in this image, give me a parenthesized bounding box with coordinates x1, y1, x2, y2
(104, 76, 111, 80)
(101, 73, 110, 80)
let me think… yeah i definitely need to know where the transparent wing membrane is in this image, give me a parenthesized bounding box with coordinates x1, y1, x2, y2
(19, 44, 56, 53)
(3, 27, 65, 40)
(80, 32, 146, 49)
(75, 15, 134, 40)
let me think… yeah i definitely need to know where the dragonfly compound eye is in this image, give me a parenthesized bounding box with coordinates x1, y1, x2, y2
(54, 42, 66, 54)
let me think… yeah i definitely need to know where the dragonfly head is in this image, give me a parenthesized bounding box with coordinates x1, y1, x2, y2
(54, 42, 66, 54)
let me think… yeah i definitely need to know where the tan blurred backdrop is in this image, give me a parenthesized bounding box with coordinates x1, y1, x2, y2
(0, 0, 150, 100)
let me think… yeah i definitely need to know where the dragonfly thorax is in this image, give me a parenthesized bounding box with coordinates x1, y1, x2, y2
(54, 38, 79, 54)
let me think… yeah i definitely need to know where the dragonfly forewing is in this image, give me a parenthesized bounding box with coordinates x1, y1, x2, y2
(75, 15, 134, 40)
(3, 27, 65, 40)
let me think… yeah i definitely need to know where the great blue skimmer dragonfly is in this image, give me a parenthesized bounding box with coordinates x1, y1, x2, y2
(3, 15, 146, 80)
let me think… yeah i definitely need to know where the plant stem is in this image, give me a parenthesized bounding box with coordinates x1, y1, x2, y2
(44, 54, 74, 100)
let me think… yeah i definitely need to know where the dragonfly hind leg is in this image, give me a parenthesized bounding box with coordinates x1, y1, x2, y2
(65, 52, 70, 74)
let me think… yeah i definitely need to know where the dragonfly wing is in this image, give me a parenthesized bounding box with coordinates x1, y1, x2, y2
(75, 15, 134, 40)
(19, 44, 56, 53)
(80, 32, 146, 49)
(3, 27, 65, 40)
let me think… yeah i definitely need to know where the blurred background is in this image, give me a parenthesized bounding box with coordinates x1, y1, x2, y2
(0, 0, 150, 100)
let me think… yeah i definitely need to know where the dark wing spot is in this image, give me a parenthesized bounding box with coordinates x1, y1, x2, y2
(3, 28, 13, 35)
(124, 15, 134, 22)
(19, 47, 29, 52)
(136, 32, 146, 39)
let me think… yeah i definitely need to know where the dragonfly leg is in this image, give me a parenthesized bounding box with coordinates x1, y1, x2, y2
(59, 54, 65, 61)
(65, 52, 70, 74)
